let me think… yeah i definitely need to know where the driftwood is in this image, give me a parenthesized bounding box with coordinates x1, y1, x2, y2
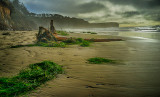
(85, 39, 123, 42)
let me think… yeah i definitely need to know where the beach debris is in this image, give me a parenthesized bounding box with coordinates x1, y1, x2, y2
(36, 26, 57, 42)
(85, 38, 123, 42)
(85, 85, 98, 88)
(50, 20, 56, 34)
(36, 20, 57, 42)
(36, 20, 68, 42)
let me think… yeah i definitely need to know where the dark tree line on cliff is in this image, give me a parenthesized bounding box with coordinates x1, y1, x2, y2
(0, 0, 12, 9)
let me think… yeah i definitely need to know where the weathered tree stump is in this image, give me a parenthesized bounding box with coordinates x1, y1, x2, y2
(36, 27, 57, 42)
(50, 20, 56, 34)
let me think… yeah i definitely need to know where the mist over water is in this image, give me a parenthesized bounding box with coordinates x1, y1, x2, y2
(63, 27, 160, 40)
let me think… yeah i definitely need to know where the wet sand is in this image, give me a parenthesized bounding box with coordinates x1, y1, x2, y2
(0, 31, 160, 97)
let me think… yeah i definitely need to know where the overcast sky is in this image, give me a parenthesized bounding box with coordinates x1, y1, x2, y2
(19, 0, 160, 26)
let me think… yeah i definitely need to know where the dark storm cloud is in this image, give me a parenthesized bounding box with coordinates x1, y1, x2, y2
(120, 10, 160, 21)
(78, 2, 105, 13)
(107, 0, 160, 9)
(107, 0, 160, 22)
(144, 12, 160, 21)
(20, 0, 105, 14)
(21, 0, 77, 13)
(121, 11, 141, 17)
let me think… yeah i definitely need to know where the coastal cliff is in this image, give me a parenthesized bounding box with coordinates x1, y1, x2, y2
(0, 1, 12, 30)
(0, 5, 11, 19)
(0, 0, 37, 30)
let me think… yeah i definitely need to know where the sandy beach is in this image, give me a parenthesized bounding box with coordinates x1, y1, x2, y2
(0, 31, 160, 97)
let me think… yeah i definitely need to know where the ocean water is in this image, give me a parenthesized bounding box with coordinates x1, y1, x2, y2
(63, 27, 160, 40)
(64, 27, 160, 96)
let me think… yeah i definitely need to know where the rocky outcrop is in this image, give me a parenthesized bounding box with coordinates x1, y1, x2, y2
(0, 1, 12, 30)
(0, 5, 11, 19)
(0, 0, 37, 30)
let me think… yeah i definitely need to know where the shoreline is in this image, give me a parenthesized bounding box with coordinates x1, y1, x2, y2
(0, 31, 160, 97)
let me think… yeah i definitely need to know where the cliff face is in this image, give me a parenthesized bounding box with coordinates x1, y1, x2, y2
(0, 0, 37, 30)
(0, 5, 11, 19)
(0, 3, 12, 30)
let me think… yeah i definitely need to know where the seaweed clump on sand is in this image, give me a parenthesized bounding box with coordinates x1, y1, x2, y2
(0, 61, 63, 97)
(57, 30, 69, 36)
(63, 38, 91, 47)
(87, 57, 115, 64)
(10, 38, 91, 48)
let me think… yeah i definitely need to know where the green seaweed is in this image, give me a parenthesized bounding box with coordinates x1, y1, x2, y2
(63, 38, 91, 47)
(11, 38, 91, 48)
(88, 57, 115, 64)
(90, 32, 97, 34)
(0, 61, 63, 97)
(57, 31, 69, 36)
